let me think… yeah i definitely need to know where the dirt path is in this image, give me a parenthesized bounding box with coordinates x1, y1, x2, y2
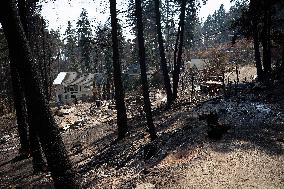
(184, 144, 284, 189)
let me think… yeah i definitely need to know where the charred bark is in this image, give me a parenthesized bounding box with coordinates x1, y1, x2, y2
(154, 0, 173, 108)
(28, 122, 46, 173)
(41, 17, 50, 100)
(135, 0, 157, 140)
(249, 0, 263, 81)
(282, 45, 284, 70)
(252, 31, 263, 81)
(261, 1, 272, 80)
(172, 0, 186, 100)
(173, 26, 181, 78)
(0, 1, 79, 188)
(252, 20, 263, 81)
(18, 0, 46, 171)
(109, 0, 128, 140)
(9, 64, 30, 155)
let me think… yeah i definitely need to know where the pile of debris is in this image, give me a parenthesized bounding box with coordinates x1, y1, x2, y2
(193, 97, 284, 127)
(53, 103, 99, 130)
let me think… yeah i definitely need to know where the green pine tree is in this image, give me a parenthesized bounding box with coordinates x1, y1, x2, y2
(76, 8, 93, 72)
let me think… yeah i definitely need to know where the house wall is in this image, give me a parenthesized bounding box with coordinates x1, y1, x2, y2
(55, 84, 93, 104)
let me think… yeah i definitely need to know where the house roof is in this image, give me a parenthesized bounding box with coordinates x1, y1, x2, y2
(53, 72, 67, 85)
(53, 72, 105, 86)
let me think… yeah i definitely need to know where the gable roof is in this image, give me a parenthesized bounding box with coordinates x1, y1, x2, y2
(53, 72, 105, 86)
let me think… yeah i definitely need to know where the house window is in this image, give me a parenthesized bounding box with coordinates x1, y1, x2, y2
(80, 86, 81, 91)
(71, 95, 76, 98)
(65, 95, 68, 99)
(58, 94, 62, 102)
(64, 87, 68, 93)
(74, 85, 78, 91)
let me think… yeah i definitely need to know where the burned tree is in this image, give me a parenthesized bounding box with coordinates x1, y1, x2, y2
(9, 65, 30, 157)
(154, 0, 173, 107)
(135, 0, 157, 140)
(18, 0, 47, 172)
(0, 0, 79, 188)
(250, 0, 264, 81)
(172, 0, 187, 101)
(109, 0, 128, 139)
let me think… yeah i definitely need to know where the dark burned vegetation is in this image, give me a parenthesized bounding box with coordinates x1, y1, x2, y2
(0, 0, 284, 188)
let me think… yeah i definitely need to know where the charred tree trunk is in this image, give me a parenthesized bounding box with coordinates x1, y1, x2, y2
(46, 34, 53, 101)
(0, 1, 79, 188)
(262, 1, 272, 80)
(135, 0, 157, 140)
(165, 0, 172, 69)
(41, 17, 49, 101)
(249, 0, 264, 81)
(252, 25, 263, 81)
(154, 0, 173, 108)
(18, 0, 29, 39)
(109, 0, 128, 140)
(173, 26, 181, 78)
(28, 120, 46, 173)
(9, 64, 30, 155)
(282, 45, 284, 70)
(18, 0, 46, 171)
(172, 0, 186, 100)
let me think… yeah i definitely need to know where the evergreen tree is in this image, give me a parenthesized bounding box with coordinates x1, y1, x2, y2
(143, 0, 159, 69)
(184, 0, 197, 49)
(64, 21, 79, 71)
(162, 0, 176, 69)
(216, 4, 229, 43)
(191, 19, 203, 50)
(76, 8, 93, 72)
(202, 14, 214, 47)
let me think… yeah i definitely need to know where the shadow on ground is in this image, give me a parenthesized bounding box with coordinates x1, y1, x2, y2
(78, 91, 284, 188)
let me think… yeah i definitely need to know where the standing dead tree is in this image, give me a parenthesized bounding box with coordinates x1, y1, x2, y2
(0, 0, 79, 188)
(135, 0, 157, 140)
(154, 0, 173, 108)
(172, 0, 187, 101)
(18, 0, 46, 172)
(109, 0, 128, 140)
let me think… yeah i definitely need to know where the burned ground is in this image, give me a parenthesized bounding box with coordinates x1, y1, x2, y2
(0, 83, 284, 188)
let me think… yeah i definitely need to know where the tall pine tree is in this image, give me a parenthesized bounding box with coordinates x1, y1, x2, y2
(64, 21, 79, 71)
(77, 8, 93, 72)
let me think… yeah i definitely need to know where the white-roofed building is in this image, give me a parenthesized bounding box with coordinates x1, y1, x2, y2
(184, 59, 208, 72)
(53, 72, 105, 104)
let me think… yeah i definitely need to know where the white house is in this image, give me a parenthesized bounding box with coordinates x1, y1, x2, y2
(184, 59, 208, 72)
(53, 72, 104, 104)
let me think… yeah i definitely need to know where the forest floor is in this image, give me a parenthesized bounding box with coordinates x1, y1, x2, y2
(1, 82, 284, 189)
